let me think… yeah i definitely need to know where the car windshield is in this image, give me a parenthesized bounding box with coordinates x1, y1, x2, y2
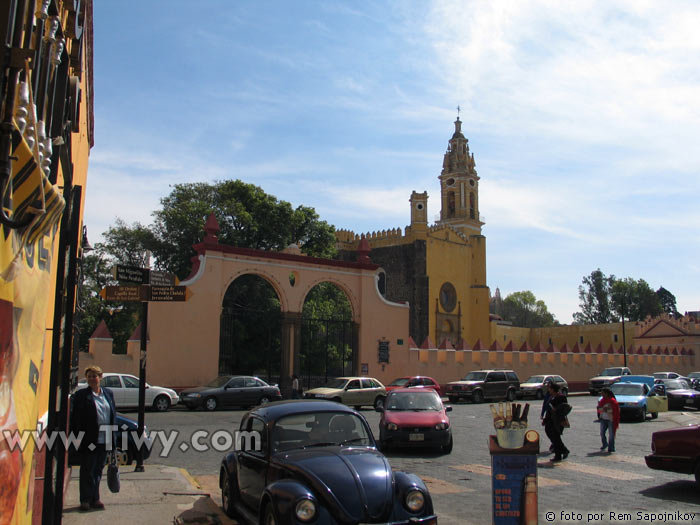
(271, 412, 371, 452)
(524, 376, 546, 384)
(206, 376, 232, 388)
(689, 372, 700, 379)
(463, 372, 487, 381)
(611, 383, 644, 396)
(601, 368, 623, 376)
(664, 380, 688, 391)
(322, 378, 349, 389)
(389, 378, 409, 387)
(386, 392, 442, 411)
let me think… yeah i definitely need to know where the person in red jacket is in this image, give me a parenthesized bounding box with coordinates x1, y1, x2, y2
(597, 388, 620, 453)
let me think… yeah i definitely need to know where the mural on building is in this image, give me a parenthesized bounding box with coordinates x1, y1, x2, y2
(0, 1, 94, 522)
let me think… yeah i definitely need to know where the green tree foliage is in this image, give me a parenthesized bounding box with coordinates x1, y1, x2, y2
(499, 290, 558, 328)
(573, 269, 614, 324)
(656, 286, 679, 317)
(574, 270, 671, 324)
(151, 180, 336, 279)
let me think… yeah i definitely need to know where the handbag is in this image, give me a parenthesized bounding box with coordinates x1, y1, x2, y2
(107, 451, 120, 493)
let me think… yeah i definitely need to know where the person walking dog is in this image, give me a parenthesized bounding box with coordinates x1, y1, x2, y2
(597, 387, 620, 453)
(71, 366, 116, 511)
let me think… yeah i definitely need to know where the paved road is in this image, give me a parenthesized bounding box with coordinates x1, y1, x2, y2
(123, 396, 700, 524)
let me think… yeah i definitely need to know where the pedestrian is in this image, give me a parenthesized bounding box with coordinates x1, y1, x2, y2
(291, 374, 300, 399)
(597, 387, 620, 453)
(540, 379, 554, 452)
(543, 382, 570, 461)
(70, 365, 116, 511)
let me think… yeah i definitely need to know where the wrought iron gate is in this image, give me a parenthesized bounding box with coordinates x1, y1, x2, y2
(300, 318, 355, 390)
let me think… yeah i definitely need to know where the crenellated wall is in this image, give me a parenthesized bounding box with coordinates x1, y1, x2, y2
(78, 337, 139, 378)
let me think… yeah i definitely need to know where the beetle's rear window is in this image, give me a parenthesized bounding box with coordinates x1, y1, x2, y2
(271, 412, 371, 452)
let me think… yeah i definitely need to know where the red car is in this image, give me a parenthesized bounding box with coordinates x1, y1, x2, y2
(385, 376, 444, 397)
(645, 424, 700, 486)
(376, 388, 453, 453)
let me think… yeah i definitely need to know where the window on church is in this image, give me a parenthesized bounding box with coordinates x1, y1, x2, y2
(447, 192, 455, 217)
(439, 282, 457, 312)
(469, 192, 475, 219)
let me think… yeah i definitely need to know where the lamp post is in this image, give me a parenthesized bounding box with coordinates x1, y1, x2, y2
(621, 296, 627, 368)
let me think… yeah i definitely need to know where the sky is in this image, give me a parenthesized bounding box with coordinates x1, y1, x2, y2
(86, 1, 700, 324)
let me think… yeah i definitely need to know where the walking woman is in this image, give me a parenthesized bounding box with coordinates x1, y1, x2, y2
(597, 387, 620, 453)
(543, 383, 570, 461)
(71, 366, 116, 511)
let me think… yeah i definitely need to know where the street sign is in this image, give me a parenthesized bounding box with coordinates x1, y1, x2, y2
(99, 285, 191, 302)
(147, 285, 190, 302)
(149, 270, 178, 286)
(111, 265, 179, 286)
(99, 285, 145, 301)
(111, 265, 149, 284)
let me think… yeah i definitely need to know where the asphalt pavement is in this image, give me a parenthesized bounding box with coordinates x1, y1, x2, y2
(63, 396, 700, 524)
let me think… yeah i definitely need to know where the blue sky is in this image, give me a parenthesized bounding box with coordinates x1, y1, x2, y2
(86, 1, 700, 324)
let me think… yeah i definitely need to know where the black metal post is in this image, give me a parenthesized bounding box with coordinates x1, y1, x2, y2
(135, 300, 148, 471)
(52, 186, 82, 523)
(621, 297, 627, 368)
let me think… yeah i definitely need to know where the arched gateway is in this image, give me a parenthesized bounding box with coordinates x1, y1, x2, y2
(144, 215, 409, 395)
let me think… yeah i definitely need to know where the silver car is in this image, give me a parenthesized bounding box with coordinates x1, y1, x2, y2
(518, 374, 568, 399)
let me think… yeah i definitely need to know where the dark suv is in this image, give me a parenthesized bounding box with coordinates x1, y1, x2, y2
(446, 369, 520, 403)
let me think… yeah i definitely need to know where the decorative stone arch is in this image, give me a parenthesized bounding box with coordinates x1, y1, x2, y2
(145, 215, 409, 396)
(223, 267, 290, 313)
(296, 276, 359, 321)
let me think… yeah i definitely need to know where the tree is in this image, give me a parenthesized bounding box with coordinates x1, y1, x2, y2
(500, 291, 558, 328)
(610, 278, 662, 322)
(573, 269, 614, 324)
(151, 180, 336, 279)
(656, 287, 679, 317)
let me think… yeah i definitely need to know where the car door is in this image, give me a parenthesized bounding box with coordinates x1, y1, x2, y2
(101, 375, 124, 407)
(487, 372, 507, 399)
(647, 385, 668, 414)
(237, 416, 268, 510)
(223, 377, 246, 407)
(120, 374, 141, 407)
(243, 376, 263, 405)
(361, 378, 377, 405)
(343, 379, 362, 405)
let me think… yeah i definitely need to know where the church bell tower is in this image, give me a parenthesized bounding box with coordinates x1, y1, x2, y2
(436, 115, 483, 235)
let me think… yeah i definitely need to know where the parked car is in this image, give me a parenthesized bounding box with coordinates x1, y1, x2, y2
(654, 379, 700, 410)
(385, 376, 444, 397)
(180, 375, 281, 411)
(645, 424, 700, 487)
(219, 400, 438, 524)
(653, 371, 683, 380)
(76, 372, 179, 412)
(377, 388, 452, 453)
(606, 381, 668, 421)
(304, 377, 387, 409)
(446, 369, 520, 403)
(588, 367, 632, 395)
(67, 412, 153, 466)
(688, 372, 700, 380)
(518, 374, 568, 399)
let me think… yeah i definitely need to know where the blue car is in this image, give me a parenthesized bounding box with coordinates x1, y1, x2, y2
(219, 400, 438, 524)
(605, 381, 668, 422)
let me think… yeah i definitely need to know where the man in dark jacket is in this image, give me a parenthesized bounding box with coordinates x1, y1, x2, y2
(543, 383, 570, 461)
(71, 366, 117, 511)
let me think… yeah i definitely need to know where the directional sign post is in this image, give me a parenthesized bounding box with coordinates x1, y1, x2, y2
(102, 265, 187, 472)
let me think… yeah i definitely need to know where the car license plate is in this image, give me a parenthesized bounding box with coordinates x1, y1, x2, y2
(409, 433, 424, 441)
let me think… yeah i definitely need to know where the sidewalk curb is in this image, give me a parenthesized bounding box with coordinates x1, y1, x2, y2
(179, 467, 202, 490)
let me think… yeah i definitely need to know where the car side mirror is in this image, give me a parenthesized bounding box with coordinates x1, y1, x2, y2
(445, 405, 453, 412)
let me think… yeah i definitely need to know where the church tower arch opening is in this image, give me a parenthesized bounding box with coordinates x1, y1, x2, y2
(219, 273, 282, 384)
(300, 281, 356, 390)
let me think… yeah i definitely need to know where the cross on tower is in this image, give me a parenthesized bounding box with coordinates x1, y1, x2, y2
(456, 105, 461, 120)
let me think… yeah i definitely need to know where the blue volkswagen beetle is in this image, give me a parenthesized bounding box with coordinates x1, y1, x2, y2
(219, 400, 438, 524)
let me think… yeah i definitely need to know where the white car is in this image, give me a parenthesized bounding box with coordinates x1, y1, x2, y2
(77, 372, 179, 412)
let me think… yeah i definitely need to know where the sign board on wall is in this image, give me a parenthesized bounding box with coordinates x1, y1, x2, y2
(378, 341, 389, 363)
(361, 363, 368, 375)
